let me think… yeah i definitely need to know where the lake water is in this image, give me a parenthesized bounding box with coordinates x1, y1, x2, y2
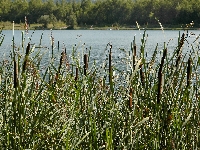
(0, 29, 200, 69)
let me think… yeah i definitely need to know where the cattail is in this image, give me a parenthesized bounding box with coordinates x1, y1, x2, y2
(22, 43, 30, 73)
(75, 67, 78, 89)
(139, 64, 145, 86)
(54, 73, 58, 84)
(75, 67, 78, 81)
(71, 64, 73, 77)
(84, 54, 88, 76)
(157, 72, 163, 104)
(157, 48, 167, 103)
(109, 45, 112, 83)
(55, 51, 65, 84)
(58, 51, 66, 73)
(35, 81, 39, 90)
(176, 33, 185, 67)
(51, 30, 54, 57)
(177, 33, 185, 55)
(129, 87, 133, 110)
(160, 48, 167, 68)
(187, 57, 192, 87)
(133, 42, 136, 70)
(175, 56, 181, 68)
(58, 41, 59, 50)
(14, 60, 18, 88)
(64, 48, 70, 70)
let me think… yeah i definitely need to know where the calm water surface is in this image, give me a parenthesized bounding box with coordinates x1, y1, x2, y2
(1, 29, 200, 67)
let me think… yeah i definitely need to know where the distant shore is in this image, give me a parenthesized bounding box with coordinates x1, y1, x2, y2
(0, 22, 199, 30)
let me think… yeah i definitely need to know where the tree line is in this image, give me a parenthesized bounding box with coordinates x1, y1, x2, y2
(0, 0, 199, 29)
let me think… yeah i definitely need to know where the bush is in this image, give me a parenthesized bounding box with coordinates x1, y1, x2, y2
(37, 14, 57, 28)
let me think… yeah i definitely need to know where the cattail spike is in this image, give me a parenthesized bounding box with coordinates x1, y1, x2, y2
(58, 41, 59, 50)
(14, 60, 18, 88)
(84, 54, 88, 76)
(75, 67, 78, 81)
(109, 52, 112, 83)
(157, 48, 167, 103)
(187, 57, 192, 87)
(133, 43, 136, 70)
(157, 72, 162, 103)
(22, 43, 30, 72)
(129, 87, 133, 110)
(140, 64, 145, 86)
(58, 52, 64, 73)
(75, 67, 78, 89)
(176, 33, 185, 67)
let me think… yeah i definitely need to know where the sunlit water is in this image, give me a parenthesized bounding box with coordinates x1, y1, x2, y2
(0, 29, 200, 71)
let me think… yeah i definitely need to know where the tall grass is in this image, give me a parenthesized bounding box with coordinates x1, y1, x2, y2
(0, 29, 199, 149)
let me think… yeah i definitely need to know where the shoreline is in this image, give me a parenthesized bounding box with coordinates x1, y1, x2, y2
(1, 27, 199, 31)
(0, 22, 199, 30)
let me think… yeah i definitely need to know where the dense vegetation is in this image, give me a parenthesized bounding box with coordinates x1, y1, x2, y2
(0, 28, 200, 149)
(0, 0, 200, 29)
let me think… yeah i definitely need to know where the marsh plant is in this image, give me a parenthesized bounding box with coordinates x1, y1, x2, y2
(0, 29, 199, 149)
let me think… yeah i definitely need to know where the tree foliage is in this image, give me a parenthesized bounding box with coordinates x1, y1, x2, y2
(0, 0, 199, 27)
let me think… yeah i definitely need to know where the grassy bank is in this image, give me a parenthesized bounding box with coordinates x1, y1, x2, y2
(0, 29, 199, 149)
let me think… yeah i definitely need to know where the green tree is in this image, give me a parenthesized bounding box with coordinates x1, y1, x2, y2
(9, 0, 29, 23)
(112, 0, 133, 24)
(131, 0, 153, 25)
(67, 12, 78, 29)
(54, 0, 67, 21)
(78, 0, 93, 25)
(43, 0, 56, 15)
(153, 0, 177, 24)
(28, 0, 44, 23)
(0, 0, 11, 21)
(176, 0, 200, 25)
(0, 0, 200, 28)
